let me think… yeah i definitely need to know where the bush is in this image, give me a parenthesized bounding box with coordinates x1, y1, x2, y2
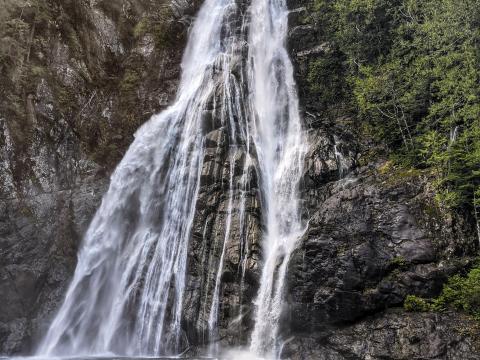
(434, 268, 480, 319)
(307, 54, 347, 110)
(404, 264, 480, 320)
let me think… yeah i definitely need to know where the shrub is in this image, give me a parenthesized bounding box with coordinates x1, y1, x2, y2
(434, 268, 480, 319)
(404, 264, 480, 320)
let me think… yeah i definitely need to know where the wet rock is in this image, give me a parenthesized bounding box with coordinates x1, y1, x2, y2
(184, 132, 262, 349)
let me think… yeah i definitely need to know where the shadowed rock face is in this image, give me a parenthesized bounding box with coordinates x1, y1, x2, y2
(1, 0, 479, 358)
(0, 177, 107, 354)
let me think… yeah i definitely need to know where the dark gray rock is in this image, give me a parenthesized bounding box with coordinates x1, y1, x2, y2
(287, 164, 476, 333)
(282, 310, 480, 360)
(0, 176, 107, 353)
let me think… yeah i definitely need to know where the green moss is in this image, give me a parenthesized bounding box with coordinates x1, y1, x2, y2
(377, 159, 425, 187)
(389, 256, 408, 269)
(151, 21, 173, 49)
(55, 86, 78, 114)
(29, 65, 45, 77)
(19, 204, 34, 217)
(120, 69, 141, 94)
(378, 160, 394, 175)
(133, 17, 149, 38)
(336, 243, 349, 256)
(404, 295, 430, 312)
(131, 6, 178, 50)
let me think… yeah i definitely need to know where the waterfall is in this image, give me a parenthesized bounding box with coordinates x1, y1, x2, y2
(247, 0, 306, 355)
(333, 141, 348, 179)
(37, 0, 305, 356)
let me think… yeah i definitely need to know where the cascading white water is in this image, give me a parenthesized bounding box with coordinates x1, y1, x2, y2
(247, 0, 306, 355)
(37, 0, 305, 357)
(334, 142, 348, 178)
(37, 0, 242, 354)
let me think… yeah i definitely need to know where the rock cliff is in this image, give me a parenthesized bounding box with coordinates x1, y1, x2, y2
(0, 0, 479, 358)
(0, 0, 195, 352)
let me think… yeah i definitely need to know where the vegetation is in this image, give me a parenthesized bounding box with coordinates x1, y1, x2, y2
(404, 262, 480, 319)
(434, 266, 480, 319)
(0, 0, 185, 171)
(389, 256, 408, 269)
(132, 5, 178, 49)
(404, 295, 430, 312)
(309, 0, 480, 230)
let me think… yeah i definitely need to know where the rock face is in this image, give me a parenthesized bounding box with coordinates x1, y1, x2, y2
(288, 164, 476, 332)
(0, 176, 107, 354)
(280, 0, 480, 357)
(1, 0, 479, 358)
(181, 125, 262, 348)
(283, 310, 480, 360)
(0, 0, 197, 353)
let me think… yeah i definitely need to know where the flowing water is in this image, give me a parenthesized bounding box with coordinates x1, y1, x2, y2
(36, 0, 305, 357)
(247, 0, 305, 355)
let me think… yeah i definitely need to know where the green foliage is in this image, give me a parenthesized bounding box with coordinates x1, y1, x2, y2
(309, 0, 480, 219)
(333, 0, 400, 65)
(404, 263, 480, 319)
(132, 6, 178, 49)
(307, 54, 346, 110)
(434, 267, 480, 319)
(404, 295, 430, 312)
